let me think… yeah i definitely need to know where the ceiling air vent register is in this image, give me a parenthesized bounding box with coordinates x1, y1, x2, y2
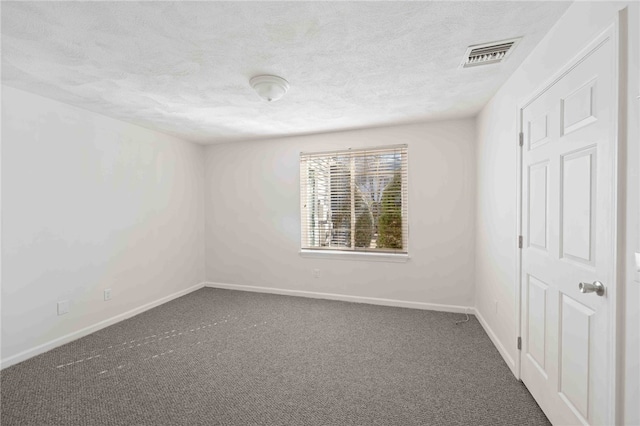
(460, 38, 521, 68)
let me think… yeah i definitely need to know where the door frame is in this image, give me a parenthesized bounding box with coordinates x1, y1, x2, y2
(514, 9, 627, 425)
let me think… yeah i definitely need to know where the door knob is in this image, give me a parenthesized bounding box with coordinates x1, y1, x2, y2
(578, 281, 605, 296)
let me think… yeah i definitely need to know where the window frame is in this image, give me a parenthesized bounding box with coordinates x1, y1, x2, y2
(299, 144, 409, 261)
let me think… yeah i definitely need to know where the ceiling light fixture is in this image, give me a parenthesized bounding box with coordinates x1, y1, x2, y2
(250, 75, 289, 102)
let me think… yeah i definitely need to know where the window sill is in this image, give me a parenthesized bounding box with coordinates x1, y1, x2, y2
(299, 249, 409, 263)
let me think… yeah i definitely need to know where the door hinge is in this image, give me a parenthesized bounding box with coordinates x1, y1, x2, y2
(518, 235, 523, 249)
(517, 337, 522, 350)
(519, 132, 524, 147)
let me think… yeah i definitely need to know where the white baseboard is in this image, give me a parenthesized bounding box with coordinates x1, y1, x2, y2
(475, 307, 517, 376)
(204, 281, 473, 314)
(1, 282, 206, 370)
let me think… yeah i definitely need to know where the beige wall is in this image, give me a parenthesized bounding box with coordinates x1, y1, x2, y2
(204, 120, 477, 309)
(474, 2, 639, 424)
(1, 86, 206, 365)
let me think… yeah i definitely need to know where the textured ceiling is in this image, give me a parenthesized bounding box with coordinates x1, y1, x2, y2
(1, 1, 571, 144)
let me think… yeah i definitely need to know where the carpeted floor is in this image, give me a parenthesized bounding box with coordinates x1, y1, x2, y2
(1, 288, 550, 426)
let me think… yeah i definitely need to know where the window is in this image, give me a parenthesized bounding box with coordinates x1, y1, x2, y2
(300, 145, 408, 255)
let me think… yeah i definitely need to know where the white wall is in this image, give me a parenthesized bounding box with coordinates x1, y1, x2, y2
(626, 2, 640, 422)
(474, 2, 639, 424)
(1, 86, 206, 366)
(204, 120, 476, 309)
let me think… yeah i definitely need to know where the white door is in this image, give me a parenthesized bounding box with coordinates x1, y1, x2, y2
(520, 25, 619, 425)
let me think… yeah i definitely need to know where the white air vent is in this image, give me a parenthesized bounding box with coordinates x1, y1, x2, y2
(460, 38, 521, 68)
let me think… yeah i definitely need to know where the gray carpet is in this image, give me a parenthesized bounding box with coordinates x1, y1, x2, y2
(1, 288, 549, 425)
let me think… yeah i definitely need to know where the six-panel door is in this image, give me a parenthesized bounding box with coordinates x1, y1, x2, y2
(520, 27, 616, 426)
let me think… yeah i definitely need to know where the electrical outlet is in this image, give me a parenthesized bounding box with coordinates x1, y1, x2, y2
(57, 300, 69, 316)
(104, 288, 112, 301)
(313, 269, 320, 279)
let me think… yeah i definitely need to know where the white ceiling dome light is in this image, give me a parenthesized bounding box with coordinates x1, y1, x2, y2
(250, 75, 289, 102)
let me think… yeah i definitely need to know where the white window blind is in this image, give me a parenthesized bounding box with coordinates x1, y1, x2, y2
(300, 145, 408, 254)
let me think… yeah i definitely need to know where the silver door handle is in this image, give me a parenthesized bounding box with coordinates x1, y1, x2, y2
(578, 281, 605, 296)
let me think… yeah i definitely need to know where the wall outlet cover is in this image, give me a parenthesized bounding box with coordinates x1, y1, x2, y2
(104, 288, 112, 301)
(57, 300, 69, 316)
